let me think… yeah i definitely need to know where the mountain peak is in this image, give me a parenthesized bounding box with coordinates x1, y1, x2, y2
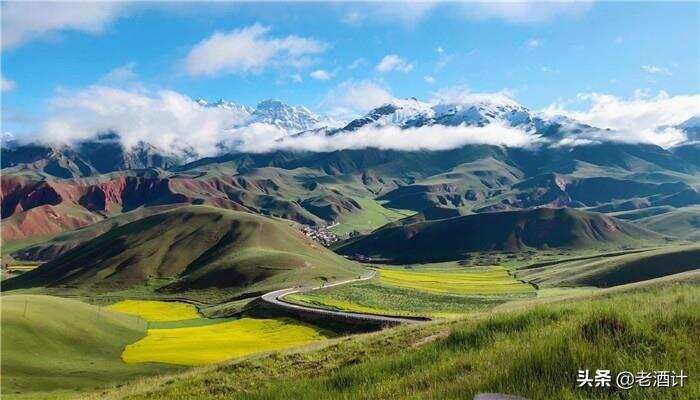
(431, 93, 531, 127)
(250, 99, 321, 132)
(196, 98, 253, 114)
(678, 114, 700, 130)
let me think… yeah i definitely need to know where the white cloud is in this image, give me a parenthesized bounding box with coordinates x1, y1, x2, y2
(238, 122, 539, 153)
(183, 24, 326, 77)
(310, 69, 332, 81)
(424, 75, 435, 84)
(641, 65, 672, 76)
(543, 91, 700, 148)
(320, 80, 395, 119)
(1, 2, 127, 50)
(1, 75, 16, 92)
(526, 38, 542, 48)
(376, 54, 413, 73)
(460, 1, 593, 24)
(36, 85, 251, 157)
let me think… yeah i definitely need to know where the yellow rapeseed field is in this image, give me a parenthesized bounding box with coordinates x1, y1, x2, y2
(378, 266, 535, 295)
(107, 300, 200, 322)
(121, 317, 331, 366)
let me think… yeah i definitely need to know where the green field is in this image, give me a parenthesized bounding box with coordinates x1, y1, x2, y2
(85, 271, 700, 400)
(0, 295, 176, 399)
(287, 263, 535, 317)
(329, 197, 415, 235)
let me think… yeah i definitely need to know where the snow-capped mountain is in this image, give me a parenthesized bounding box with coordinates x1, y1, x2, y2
(677, 114, 700, 141)
(197, 98, 333, 133)
(430, 96, 538, 128)
(1, 132, 17, 148)
(196, 98, 254, 115)
(334, 95, 554, 134)
(341, 98, 434, 131)
(246, 99, 323, 132)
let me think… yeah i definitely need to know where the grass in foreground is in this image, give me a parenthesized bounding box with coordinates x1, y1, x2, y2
(122, 317, 335, 366)
(87, 272, 700, 400)
(0, 295, 176, 399)
(107, 300, 200, 322)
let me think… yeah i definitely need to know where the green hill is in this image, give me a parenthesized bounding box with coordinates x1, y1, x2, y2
(336, 208, 665, 263)
(3, 206, 364, 300)
(635, 206, 700, 240)
(0, 295, 174, 398)
(7, 205, 183, 262)
(516, 244, 700, 288)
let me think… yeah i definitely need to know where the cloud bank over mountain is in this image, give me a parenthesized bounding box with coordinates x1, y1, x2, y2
(238, 122, 539, 153)
(38, 86, 249, 156)
(29, 84, 698, 158)
(544, 91, 699, 148)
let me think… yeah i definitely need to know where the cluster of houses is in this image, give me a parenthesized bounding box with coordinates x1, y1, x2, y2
(298, 223, 371, 262)
(298, 224, 343, 247)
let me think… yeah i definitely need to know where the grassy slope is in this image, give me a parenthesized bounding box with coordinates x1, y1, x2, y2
(86, 271, 699, 400)
(329, 197, 415, 235)
(7, 205, 183, 262)
(516, 244, 700, 288)
(2, 205, 364, 302)
(635, 206, 700, 240)
(336, 207, 665, 263)
(0, 295, 175, 399)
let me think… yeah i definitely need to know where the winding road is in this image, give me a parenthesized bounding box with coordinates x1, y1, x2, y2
(261, 270, 428, 325)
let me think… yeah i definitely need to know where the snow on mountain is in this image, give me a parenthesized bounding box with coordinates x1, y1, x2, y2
(676, 114, 700, 141)
(341, 98, 434, 131)
(336, 95, 550, 134)
(247, 99, 323, 132)
(1, 132, 17, 148)
(197, 98, 330, 134)
(196, 98, 254, 115)
(430, 95, 539, 128)
(678, 114, 700, 130)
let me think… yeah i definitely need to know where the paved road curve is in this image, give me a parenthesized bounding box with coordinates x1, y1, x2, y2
(261, 270, 427, 325)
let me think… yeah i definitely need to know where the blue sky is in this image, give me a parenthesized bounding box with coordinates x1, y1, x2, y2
(1, 1, 698, 140)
